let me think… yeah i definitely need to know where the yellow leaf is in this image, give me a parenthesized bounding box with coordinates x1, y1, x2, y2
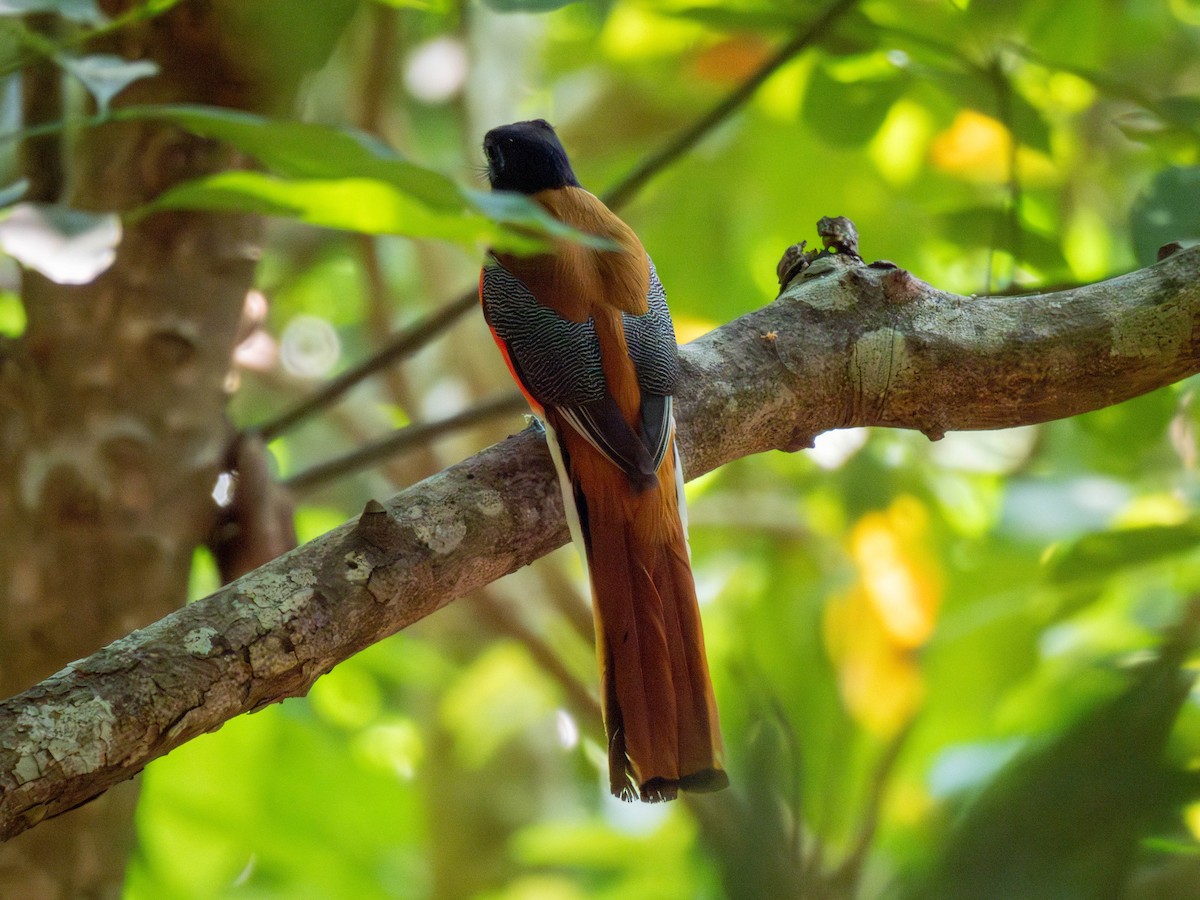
(930, 109, 1012, 182)
(850, 498, 942, 648)
(824, 586, 924, 736)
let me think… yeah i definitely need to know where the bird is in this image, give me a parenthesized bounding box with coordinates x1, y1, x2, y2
(478, 119, 727, 802)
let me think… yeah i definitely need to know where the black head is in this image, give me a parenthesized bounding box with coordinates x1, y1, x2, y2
(483, 119, 581, 194)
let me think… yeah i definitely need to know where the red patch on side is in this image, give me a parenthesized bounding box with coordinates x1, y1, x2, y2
(480, 270, 543, 417)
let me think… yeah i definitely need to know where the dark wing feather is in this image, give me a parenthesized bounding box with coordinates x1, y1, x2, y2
(623, 259, 680, 473)
(558, 397, 659, 490)
(638, 394, 674, 472)
(481, 263, 605, 407)
(483, 256, 681, 485)
(623, 259, 680, 396)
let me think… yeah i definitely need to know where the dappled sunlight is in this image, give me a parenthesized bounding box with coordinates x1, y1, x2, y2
(0, 286, 25, 337)
(870, 99, 934, 185)
(354, 719, 425, 782)
(599, 5, 702, 61)
(825, 584, 927, 736)
(755, 55, 808, 121)
(1062, 206, 1114, 280)
(809, 427, 869, 470)
(668, 311, 718, 345)
(5, 0, 1194, 896)
(1113, 492, 1191, 528)
(404, 36, 469, 104)
(280, 314, 342, 378)
(930, 110, 1059, 187)
(1187, 801, 1200, 842)
(554, 708, 579, 749)
(1171, 0, 1200, 25)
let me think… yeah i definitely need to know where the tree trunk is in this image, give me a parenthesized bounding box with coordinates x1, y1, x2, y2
(0, 1, 352, 893)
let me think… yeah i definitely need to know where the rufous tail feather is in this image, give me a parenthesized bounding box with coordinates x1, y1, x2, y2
(555, 418, 726, 801)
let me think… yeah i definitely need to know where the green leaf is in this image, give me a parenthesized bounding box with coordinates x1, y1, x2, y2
(939, 206, 1066, 273)
(1114, 113, 1200, 162)
(439, 644, 558, 769)
(479, 0, 577, 12)
(142, 171, 518, 244)
(1042, 521, 1200, 585)
(1071, 387, 1178, 475)
(60, 54, 158, 115)
(815, 8, 883, 56)
(1130, 166, 1200, 267)
(367, 0, 444, 9)
(663, 5, 877, 52)
(663, 5, 796, 30)
(0, 289, 25, 337)
(922, 68, 1052, 155)
(1158, 95, 1200, 131)
(802, 60, 908, 147)
(111, 104, 464, 210)
(463, 187, 618, 249)
(906, 639, 1196, 900)
(1006, 88, 1052, 157)
(0, 0, 105, 25)
(0, 179, 27, 208)
(117, 105, 614, 252)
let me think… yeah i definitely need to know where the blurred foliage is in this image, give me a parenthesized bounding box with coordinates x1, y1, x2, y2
(4, 0, 1200, 897)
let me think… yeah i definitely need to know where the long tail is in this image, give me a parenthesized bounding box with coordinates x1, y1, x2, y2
(548, 418, 726, 801)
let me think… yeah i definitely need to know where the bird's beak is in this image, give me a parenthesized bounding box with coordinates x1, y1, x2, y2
(483, 138, 504, 186)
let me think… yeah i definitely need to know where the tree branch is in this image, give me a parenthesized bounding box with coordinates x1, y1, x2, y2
(282, 392, 527, 494)
(250, 289, 480, 443)
(244, 0, 860, 443)
(601, 0, 861, 210)
(1, 246, 1198, 841)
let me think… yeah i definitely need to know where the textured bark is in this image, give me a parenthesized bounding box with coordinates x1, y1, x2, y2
(682, 247, 1200, 462)
(0, 1, 352, 894)
(0, 244, 1197, 842)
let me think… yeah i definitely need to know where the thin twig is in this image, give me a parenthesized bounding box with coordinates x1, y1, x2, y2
(830, 719, 915, 892)
(282, 392, 526, 493)
(2, 248, 1200, 840)
(601, 0, 862, 211)
(472, 591, 603, 727)
(355, 3, 399, 136)
(250, 0, 861, 445)
(253, 288, 480, 443)
(353, 4, 417, 416)
(357, 237, 417, 408)
(536, 566, 594, 646)
(1005, 41, 1200, 142)
(990, 56, 1023, 293)
(767, 692, 807, 872)
(0, 0, 188, 80)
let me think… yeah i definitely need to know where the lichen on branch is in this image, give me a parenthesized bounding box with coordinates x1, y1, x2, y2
(0, 245, 1198, 841)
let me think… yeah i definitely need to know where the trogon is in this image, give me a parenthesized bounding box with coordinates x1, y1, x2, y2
(478, 119, 727, 802)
